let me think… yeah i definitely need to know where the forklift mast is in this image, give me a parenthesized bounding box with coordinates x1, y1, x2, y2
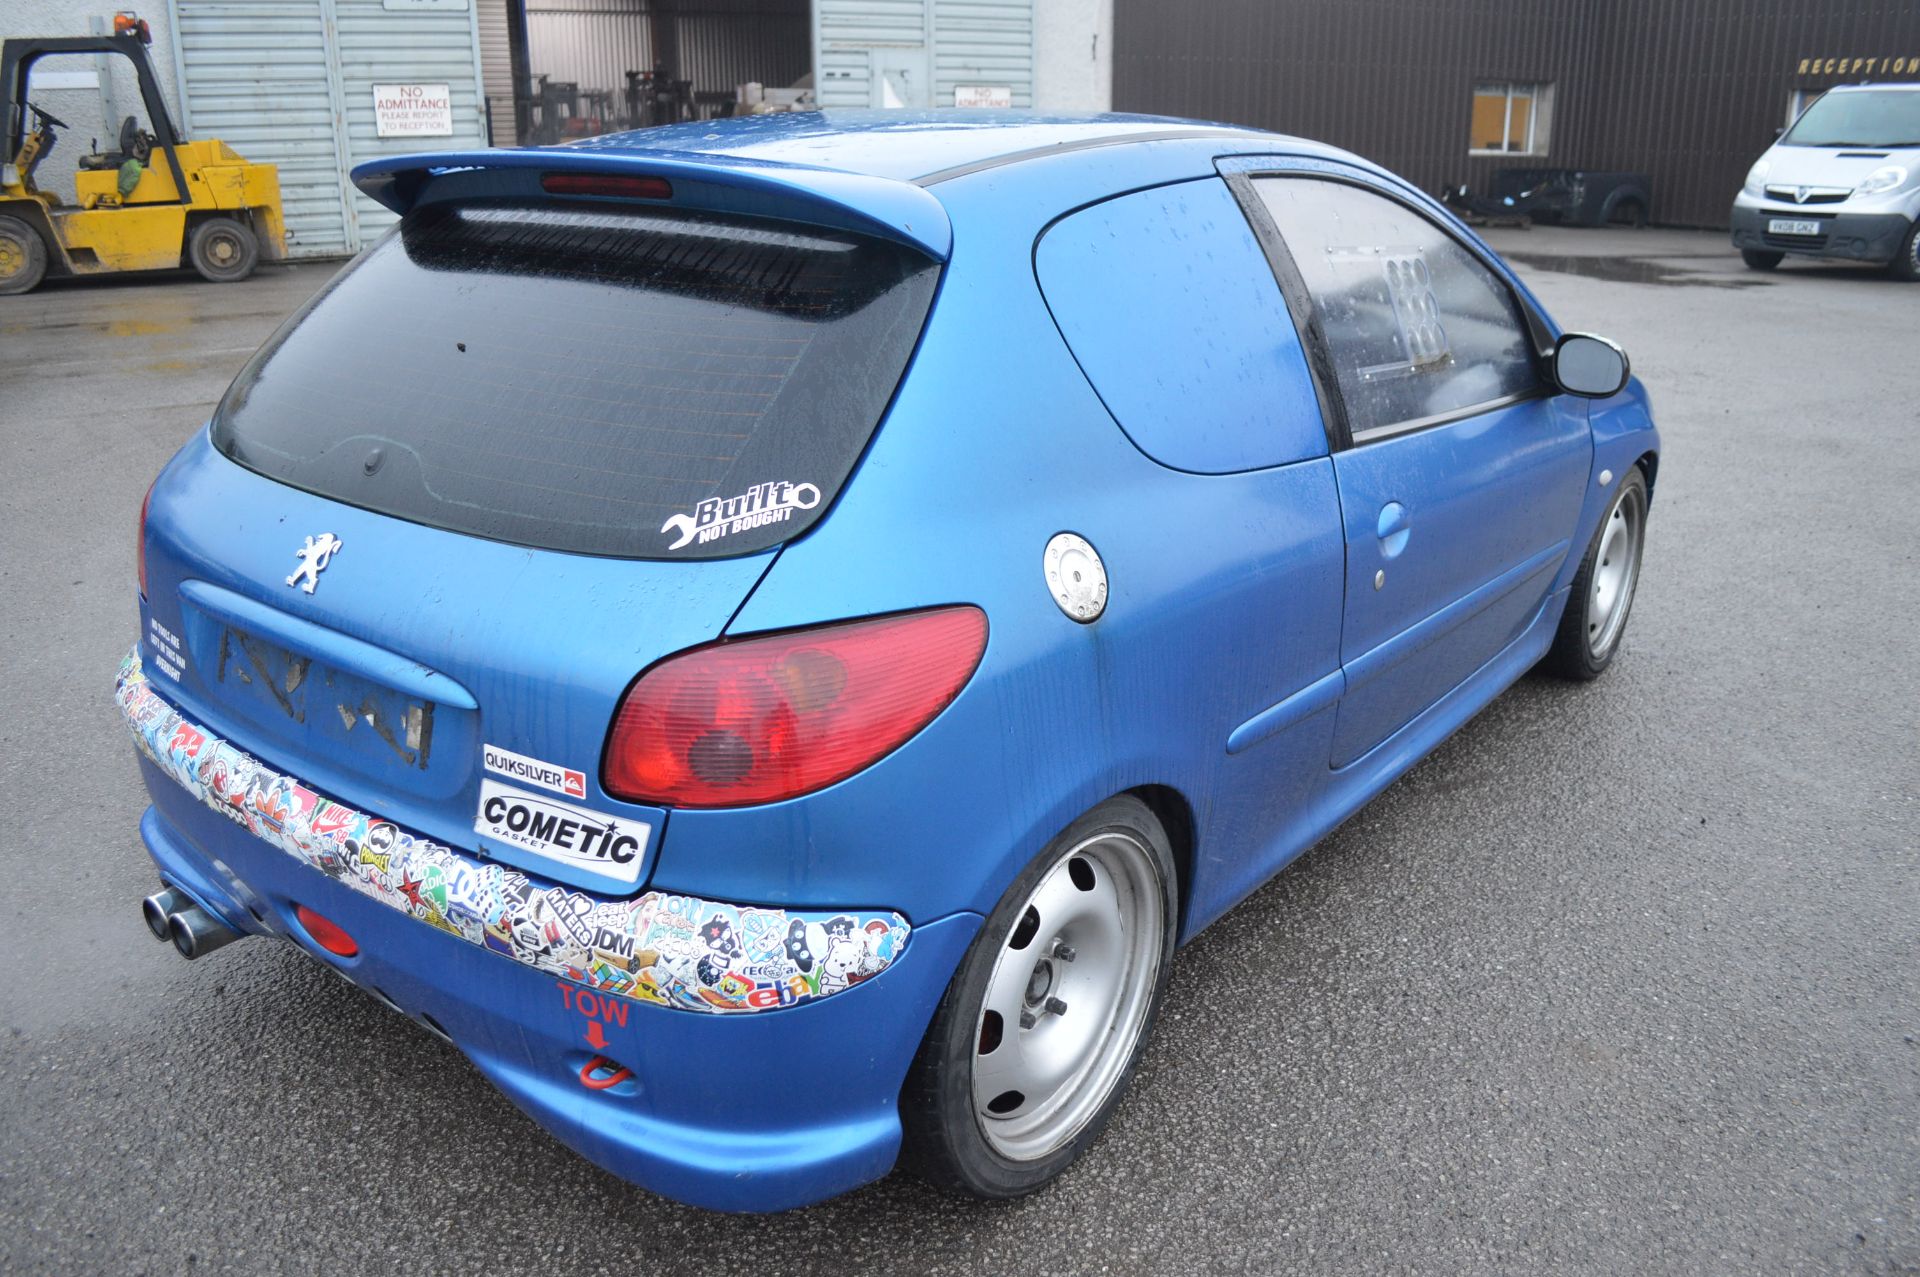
(1, 33, 189, 198)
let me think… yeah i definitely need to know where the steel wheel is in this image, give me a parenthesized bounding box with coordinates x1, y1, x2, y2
(201, 228, 243, 270)
(1586, 480, 1645, 660)
(970, 828, 1166, 1162)
(0, 214, 48, 295)
(188, 216, 259, 283)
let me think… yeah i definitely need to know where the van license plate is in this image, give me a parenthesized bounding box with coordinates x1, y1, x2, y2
(1768, 219, 1821, 236)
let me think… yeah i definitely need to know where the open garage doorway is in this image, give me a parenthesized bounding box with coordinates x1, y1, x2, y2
(489, 0, 813, 145)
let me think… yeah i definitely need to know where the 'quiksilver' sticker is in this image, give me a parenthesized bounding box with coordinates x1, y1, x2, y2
(661, 480, 821, 551)
(483, 743, 587, 799)
(474, 781, 650, 886)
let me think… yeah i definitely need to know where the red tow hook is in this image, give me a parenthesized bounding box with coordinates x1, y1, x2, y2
(579, 1056, 633, 1090)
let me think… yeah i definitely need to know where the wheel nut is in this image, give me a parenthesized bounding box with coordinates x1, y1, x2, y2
(1045, 996, 1068, 1016)
(1019, 1009, 1038, 1030)
(1052, 941, 1076, 962)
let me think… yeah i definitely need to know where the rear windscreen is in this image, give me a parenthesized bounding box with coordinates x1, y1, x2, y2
(212, 201, 941, 558)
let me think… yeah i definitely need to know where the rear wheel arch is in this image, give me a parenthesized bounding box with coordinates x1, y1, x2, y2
(1127, 783, 1195, 936)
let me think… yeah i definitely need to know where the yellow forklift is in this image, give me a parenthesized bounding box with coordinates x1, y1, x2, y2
(1, 16, 287, 294)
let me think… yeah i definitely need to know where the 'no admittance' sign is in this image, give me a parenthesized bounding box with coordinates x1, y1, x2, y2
(373, 83, 454, 138)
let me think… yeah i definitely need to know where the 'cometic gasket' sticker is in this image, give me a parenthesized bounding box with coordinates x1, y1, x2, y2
(474, 780, 649, 886)
(116, 647, 908, 1013)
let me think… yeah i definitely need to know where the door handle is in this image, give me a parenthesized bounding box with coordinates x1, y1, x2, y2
(1376, 502, 1411, 559)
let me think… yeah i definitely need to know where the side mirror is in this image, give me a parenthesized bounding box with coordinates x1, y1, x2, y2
(1553, 332, 1630, 398)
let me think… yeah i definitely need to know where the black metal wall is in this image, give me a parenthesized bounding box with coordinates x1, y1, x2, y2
(1113, 0, 1920, 227)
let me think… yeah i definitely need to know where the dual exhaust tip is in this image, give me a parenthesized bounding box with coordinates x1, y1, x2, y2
(141, 887, 242, 960)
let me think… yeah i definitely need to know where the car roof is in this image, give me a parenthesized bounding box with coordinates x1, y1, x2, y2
(1827, 82, 1920, 93)
(561, 110, 1275, 184)
(354, 112, 1375, 264)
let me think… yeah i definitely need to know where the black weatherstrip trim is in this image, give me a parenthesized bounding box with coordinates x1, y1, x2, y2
(1346, 389, 1546, 446)
(1222, 170, 1352, 453)
(914, 129, 1258, 186)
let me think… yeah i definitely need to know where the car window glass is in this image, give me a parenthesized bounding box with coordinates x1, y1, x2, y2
(1035, 177, 1328, 473)
(1252, 177, 1539, 437)
(1781, 89, 1920, 148)
(212, 203, 939, 559)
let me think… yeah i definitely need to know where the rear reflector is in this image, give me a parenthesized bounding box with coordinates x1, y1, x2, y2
(296, 904, 359, 957)
(540, 173, 673, 201)
(604, 607, 988, 809)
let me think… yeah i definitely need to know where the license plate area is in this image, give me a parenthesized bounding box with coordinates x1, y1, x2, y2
(1768, 218, 1822, 236)
(173, 593, 477, 800)
(216, 626, 436, 768)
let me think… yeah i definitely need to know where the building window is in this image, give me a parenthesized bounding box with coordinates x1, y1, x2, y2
(1470, 82, 1552, 155)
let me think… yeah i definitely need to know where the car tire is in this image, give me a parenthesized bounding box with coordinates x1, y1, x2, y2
(1887, 221, 1920, 282)
(1543, 466, 1649, 681)
(1741, 248, 1784, 271)
(1606, 198, 1647, 228)
(188, 216, 259, 283)
(0, 214, 48, 295)
(899, 795, 1178, 1199)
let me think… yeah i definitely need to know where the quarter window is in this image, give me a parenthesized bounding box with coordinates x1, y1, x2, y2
(1470, 82, 1553, 155)
(1252, 178, 1540, 439)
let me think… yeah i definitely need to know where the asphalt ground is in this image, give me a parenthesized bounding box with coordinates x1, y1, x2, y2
(1, 228, 1915, 1275)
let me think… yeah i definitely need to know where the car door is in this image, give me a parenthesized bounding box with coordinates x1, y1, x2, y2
(1235, 169, 1591, 768)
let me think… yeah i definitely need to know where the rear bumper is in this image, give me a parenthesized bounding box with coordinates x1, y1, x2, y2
(1729, 202, 1910, 262)
(122, 650, 983, 1211)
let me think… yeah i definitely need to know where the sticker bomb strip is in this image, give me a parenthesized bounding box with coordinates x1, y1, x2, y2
(116, 647, 910, 1013)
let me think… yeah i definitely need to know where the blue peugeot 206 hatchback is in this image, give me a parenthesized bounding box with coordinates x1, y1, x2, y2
(121, 112, 1659, 1212)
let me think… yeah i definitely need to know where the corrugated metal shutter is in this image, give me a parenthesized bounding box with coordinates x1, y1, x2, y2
(933, 0, 1032, 107)
(169, 0, 487, 258)
(335, 0, 490, 246)
(815, 0, 928, 106)
(169, 0, 355, 257)
(816, 45, 872, 107)
(818, 0, 929, 46)
(814, 0, 1033, 108)
(475, 0, 516, 143)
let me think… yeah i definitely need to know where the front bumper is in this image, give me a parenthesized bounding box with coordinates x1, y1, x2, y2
(119, 648, 982, 1211)
(1729, 200, 1911, 263)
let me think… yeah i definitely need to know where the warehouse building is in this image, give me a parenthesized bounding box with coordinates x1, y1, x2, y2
(1111, 0, 1920, 228)
(3, 0, 1105, 259)
(6, 0, 1914, 263)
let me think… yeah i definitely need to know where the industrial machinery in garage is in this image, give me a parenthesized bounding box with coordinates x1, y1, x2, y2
(0, 18, 286, 294)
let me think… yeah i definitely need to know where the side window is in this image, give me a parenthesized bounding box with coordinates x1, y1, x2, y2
(1036, 177, 1329, 473)
(1251, 177, 1540, 439)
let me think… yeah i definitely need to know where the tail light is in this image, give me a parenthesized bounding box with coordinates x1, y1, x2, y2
(604, 607, 987, 809)
(136, 479, 155, 598)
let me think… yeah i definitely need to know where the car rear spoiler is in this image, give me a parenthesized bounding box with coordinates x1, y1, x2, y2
(351, 147, 953, 261)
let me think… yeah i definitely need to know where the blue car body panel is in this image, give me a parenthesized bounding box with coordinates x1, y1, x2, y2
(1326, 396, 1590, 766)
(124, 112, 1660, 1212)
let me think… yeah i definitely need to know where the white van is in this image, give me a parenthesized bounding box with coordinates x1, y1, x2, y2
(1731, 82, 1920, 279)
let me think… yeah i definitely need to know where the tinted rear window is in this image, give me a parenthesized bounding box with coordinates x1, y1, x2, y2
(212, 202, 940, 558)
